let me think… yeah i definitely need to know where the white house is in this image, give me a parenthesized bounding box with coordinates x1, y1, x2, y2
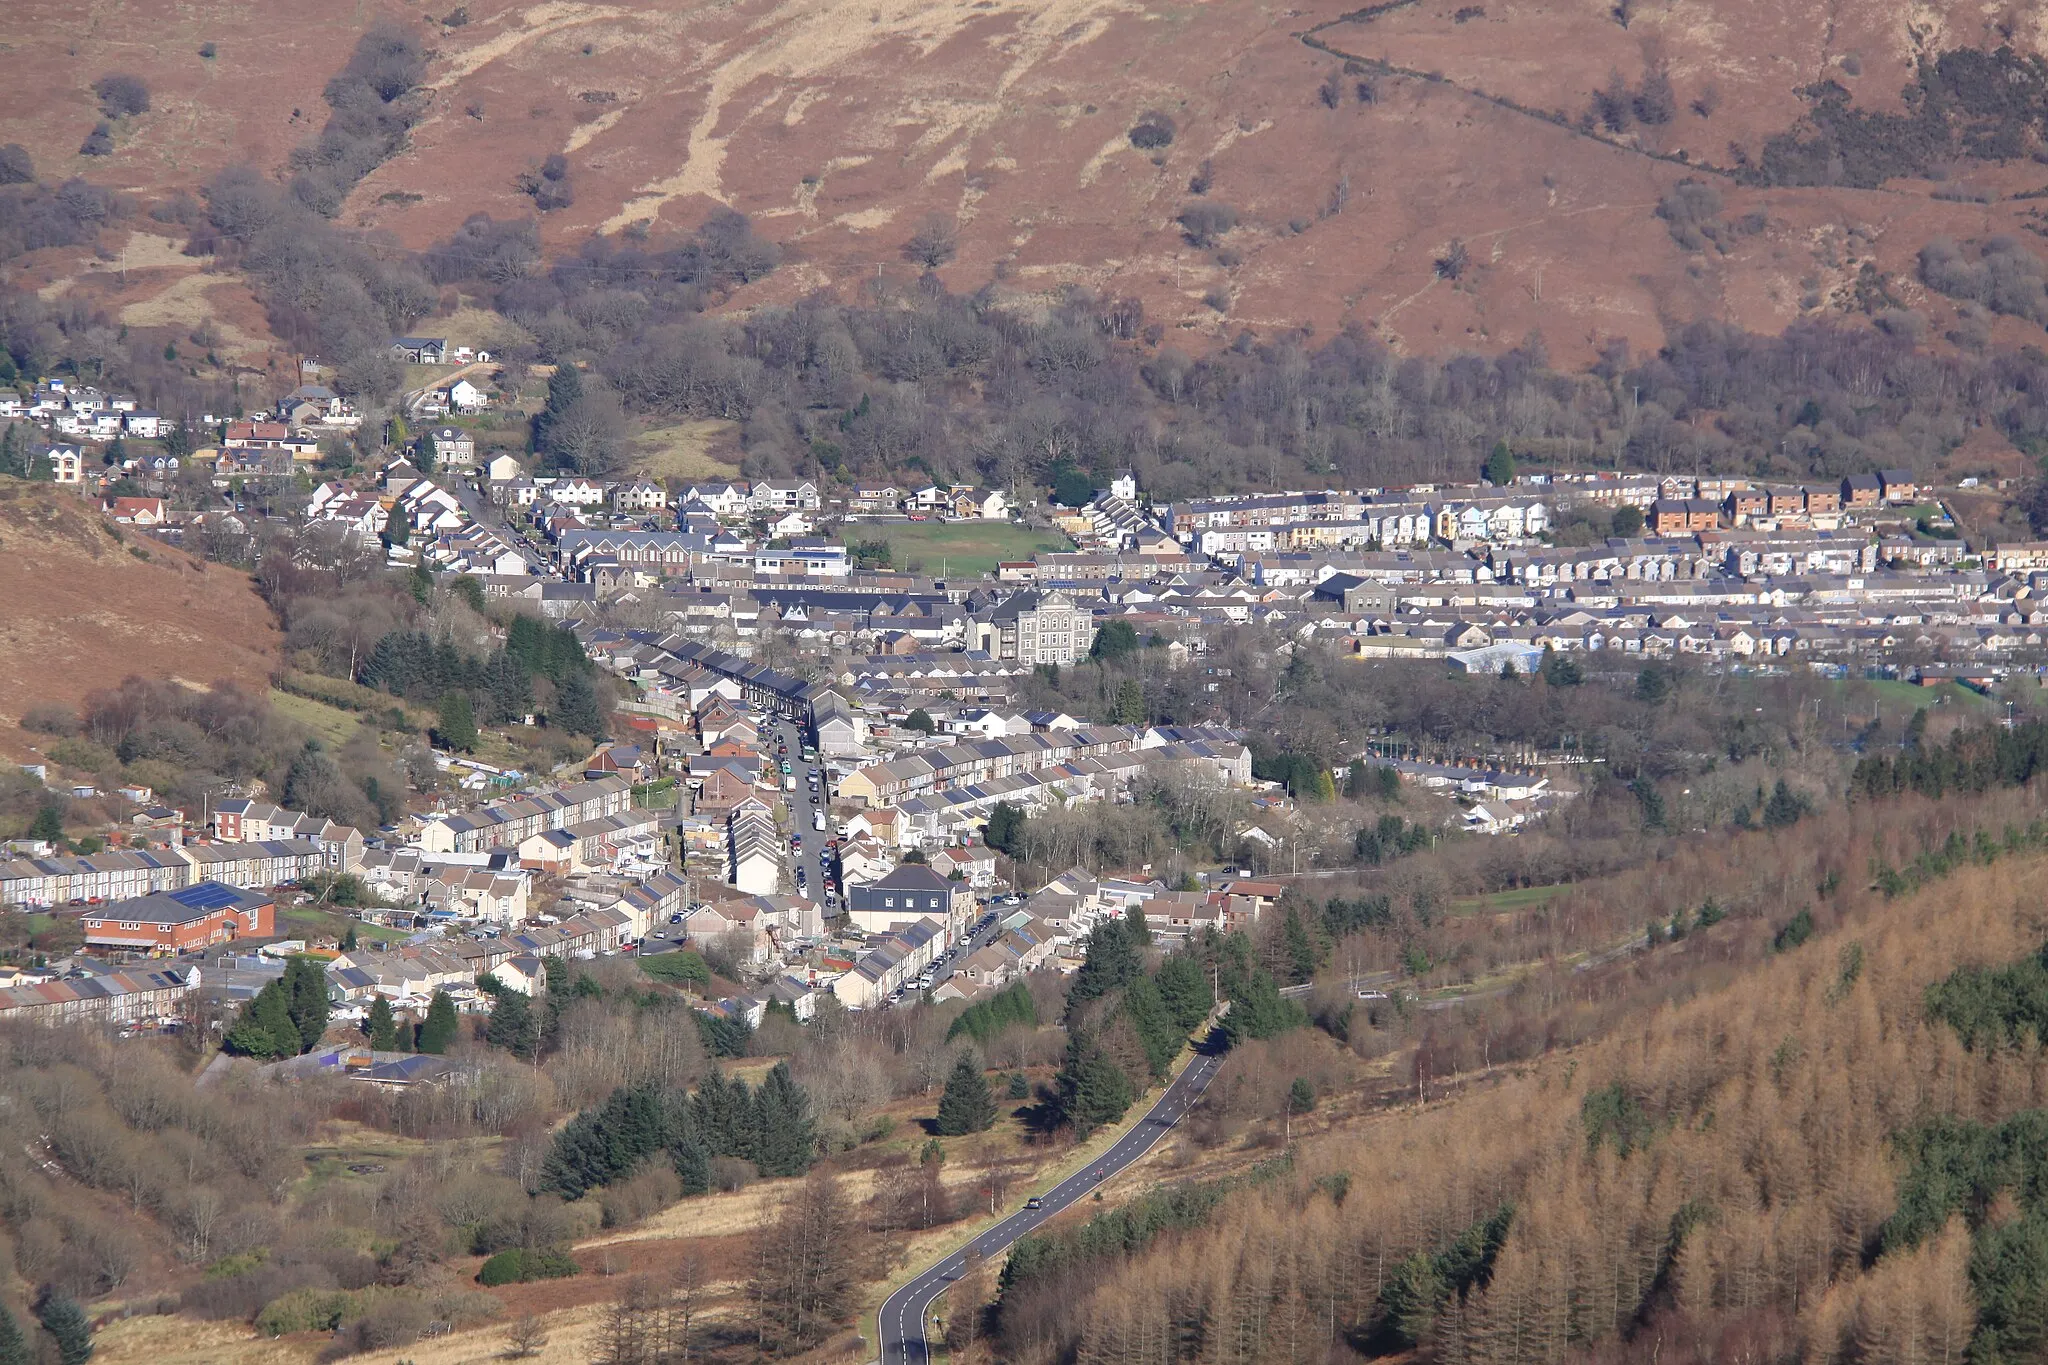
(447, 379, 488, 414)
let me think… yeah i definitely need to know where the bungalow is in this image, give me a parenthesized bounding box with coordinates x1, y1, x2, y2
(104, 496, 167, 525)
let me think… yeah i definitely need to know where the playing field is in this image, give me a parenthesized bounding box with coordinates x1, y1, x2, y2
(839, 520, 1070, 576)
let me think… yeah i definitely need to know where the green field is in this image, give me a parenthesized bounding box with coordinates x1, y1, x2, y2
(268, 688, 371, 746)
(839, 521, 1071, 576)
(1453, 884, 1568, 915)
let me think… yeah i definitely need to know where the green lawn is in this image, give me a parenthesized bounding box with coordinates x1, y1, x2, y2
(281, 905, 400, 949)
(268, 688, 371, 747)
(838, 521, 1071, 576)
(1453, 884, 1567, 915)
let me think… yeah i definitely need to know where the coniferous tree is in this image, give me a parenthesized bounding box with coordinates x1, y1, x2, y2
(749, 1172, 858, 1352)
(936, 1052, 997, 1135)
(553, 672, 606, 738)
(754, 1061, 817, 1177)
(417, 989, 459, 1053)
(1221, 967, 1303, 1046)
(1155, 952, 1212, 1032)
(486, 989, 538, 1058)
(0, 1301, 27, 1365)
(37, 1296, 91, 1365)
(283, 956, 330, 1051)
(436, 691, 479, 752)
(1055, 1034, 1135, 1136)
(1066, 920, 1145, 1023)
(365, 995, 398, 1050)
(27, 804, 63, 843)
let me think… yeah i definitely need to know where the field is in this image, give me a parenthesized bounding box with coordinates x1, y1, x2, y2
(839, 521, 1071, 577)
(266, 689, 370, 747)
(1451, 883, 1566, 915)
(630, 419, 743, 483)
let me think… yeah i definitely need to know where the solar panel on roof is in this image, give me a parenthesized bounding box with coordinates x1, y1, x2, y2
(169, 881, 241, 910)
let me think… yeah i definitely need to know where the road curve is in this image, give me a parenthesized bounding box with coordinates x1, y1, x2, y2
(876, 1041, 1225, 1365)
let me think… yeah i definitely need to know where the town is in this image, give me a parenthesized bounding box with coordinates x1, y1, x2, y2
(1, 336, 2037, 1048)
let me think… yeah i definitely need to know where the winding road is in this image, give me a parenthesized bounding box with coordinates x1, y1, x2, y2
(876, 1040, 1225, 1365)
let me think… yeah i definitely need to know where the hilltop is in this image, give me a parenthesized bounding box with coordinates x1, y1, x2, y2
(9, 0, 2048, 363)
(0, 482, 280, 745)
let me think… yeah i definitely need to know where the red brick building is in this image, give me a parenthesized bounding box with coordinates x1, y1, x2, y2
(78, 882, 275, 953)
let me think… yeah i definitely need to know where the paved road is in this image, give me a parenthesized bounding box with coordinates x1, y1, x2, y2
(876, 1042, 1224, 1365)
(770, 718, 831, 904)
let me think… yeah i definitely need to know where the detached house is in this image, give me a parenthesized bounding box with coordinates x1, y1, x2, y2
(427, 427, 476, 467)
(391, 336, 449, 364)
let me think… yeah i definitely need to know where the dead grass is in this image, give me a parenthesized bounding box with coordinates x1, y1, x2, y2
(630, 419, 743, 483)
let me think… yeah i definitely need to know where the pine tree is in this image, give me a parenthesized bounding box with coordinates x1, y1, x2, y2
(365, 995, 398, 1050)
(1281, 907, 1320, 984)
(1055, 1036, 1135, 1137)
(1113, 678, 1145, 725)
(753, 1062, 817, 1177)
(554, 672, 606, 738)
(27, 803, 63, 843)
(436, 691, 479, 752)
(0, 1301, 30, 1365)
(417, 989, 458, 1053)
(1155, 953, 1212, 1032)
(486, 989, 538, 1058)
(283, 957, 329, 1052)
(416, 428, 437, 473)
(1221, 968, 1302, 1046)
(936, 1053, 997, 1135)
(1484, 440, 1515, 486)
(37, 1296, 92, 1365)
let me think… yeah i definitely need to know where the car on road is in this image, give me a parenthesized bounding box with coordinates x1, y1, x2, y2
(1025, 1197, 1043, 1210)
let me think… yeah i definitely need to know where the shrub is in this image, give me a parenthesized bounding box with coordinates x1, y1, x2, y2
(1128, 112, 1176, 149)
(0, 144, 33, 186)
(80, 123, 115, 157)
(476, 1247, 579, 1286)
(1176, 202, 1237, 247)
(255, 1288, 351, 1336)
(21, 702, 77, 735)
(598, 1162, 682, 1228)
(94, 73, 151, 118)
(198, 41, 217, 58)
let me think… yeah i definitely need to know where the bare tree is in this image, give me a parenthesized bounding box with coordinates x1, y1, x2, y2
(903, 214, 959, 270)
(503, 1312, 548, 1359)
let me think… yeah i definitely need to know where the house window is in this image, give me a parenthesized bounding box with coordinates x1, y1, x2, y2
(884, 896, 895, 908)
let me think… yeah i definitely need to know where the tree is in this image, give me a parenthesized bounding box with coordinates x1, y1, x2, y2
(417, 989, 458, 1053)
(749, 1172, 858, 1352)
(1155, 952, 1211, 1031)
(93, 73, 150, 117)
(984, 800, 1025, 857)
(1221, 967, 1303, 1045)
(1052, 465, 1095, 507)
(903, 707, 936, 734)
(486, 988, 538, 1058)
(1541, 647, 1582, 687)
(1483, 440, 1515, 486)
(1281, 906, 1320, 984)
(1289, 1077, 1317, 1114)
(0, 1302, 30, 1365)
(1091, 619, 1139, 662)
(1054, 1037, 1134, 1137)
(936, 1052, 997, 1135)
(416, 427, 438, 473)
(283, 956, 330, 1052)
(79, 123, 114, 156)
(1112, 678, 1145, 726)
(365, 995, 399, 1050)
(1762, 778, 1808, 828)
(1635, 665, 1671, 705)
(436, 690, 478, 752)
(37, 1296, 91, 1365)
(533, 362, 583, 453)
(903, 214, 958, 269)
(223, 978, 300, 1057)
(553, 672, 606, 738)
(0, 143, 33, 186)
(27, 803, 64, 843)
(1611, 504, 1644, 537)
(503, 1312, 548, 1359)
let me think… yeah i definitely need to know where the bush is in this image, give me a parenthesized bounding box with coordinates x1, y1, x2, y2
(1128, 112, 1176, 149)
(255, 1288, 351, 1336)
(598, 1162, 682, 1228)
(21, 702, 77, 735)
(80, 123, 115, 157)
(0, 144, 33, 186)
(476, 1247, 579, 1286)
(94, 73, 151, 118)
(1177, 202, 1237, 247)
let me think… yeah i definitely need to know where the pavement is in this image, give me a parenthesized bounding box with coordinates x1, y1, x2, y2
(874, 1040, 1225, 1365)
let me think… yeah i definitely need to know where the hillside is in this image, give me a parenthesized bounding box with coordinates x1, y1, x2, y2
(11, 0, 2048, 363)
(0, 482, 281, 747)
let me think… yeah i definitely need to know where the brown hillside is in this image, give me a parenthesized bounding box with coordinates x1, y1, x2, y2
(0, 482, 280, 745)
(7, 0, 2048, 362)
